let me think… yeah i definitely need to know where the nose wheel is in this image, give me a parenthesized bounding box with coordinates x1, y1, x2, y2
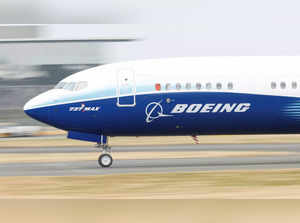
(98, 153, 113, 168)
(96, 136, 113, 168)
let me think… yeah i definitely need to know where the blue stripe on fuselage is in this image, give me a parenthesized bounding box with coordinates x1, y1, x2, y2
(27, 92, 300, 136)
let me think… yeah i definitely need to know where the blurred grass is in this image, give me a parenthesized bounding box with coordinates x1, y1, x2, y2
(1, 199, 300, 223)
(2, 169, 300, 198)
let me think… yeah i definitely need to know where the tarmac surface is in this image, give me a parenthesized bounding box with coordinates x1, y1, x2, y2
(0, 144, 300, 176)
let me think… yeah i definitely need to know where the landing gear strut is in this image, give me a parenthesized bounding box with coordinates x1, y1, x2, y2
(96, 135, 113, 168)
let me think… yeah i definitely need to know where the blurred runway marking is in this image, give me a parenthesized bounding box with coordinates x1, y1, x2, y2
(0, 151, 295, 163)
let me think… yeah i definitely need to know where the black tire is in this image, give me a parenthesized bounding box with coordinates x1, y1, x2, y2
(98, 154, 113, 168)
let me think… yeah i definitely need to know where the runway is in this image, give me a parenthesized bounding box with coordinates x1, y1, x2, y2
(0, 144, 300, 176)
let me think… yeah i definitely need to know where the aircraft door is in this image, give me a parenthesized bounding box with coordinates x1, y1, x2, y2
(116, 69, 136, 107)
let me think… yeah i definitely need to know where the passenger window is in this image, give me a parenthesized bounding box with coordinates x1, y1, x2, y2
(176, 83, 181, 90)
(292, 82, 297, 89)
(165, 83, 171, 90)
(271, 82, 276, 89)
(196, 83, 202, 90)
(155, 83, 161, 91)
(186, 83, 191, 90)
(228, 82, 233, 90)
(206, 83, 212, 90)
(216, 83, 222, 90)
(280, 82, 286, 89)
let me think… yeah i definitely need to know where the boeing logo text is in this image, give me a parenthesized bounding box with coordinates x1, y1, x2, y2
(171, 103, 251, 114)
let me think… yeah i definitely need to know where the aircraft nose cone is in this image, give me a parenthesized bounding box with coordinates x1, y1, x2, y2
(24, 96, 49, 123)
(23, 98, 36, 111)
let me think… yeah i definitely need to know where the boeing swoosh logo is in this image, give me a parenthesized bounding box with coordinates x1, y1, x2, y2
(145, 101, 173, 123)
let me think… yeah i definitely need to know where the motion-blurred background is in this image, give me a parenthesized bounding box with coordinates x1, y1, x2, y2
(1, 0, 300, 136)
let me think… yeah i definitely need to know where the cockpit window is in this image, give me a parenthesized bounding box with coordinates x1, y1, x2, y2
(64, 82, 75, 91)
(54, 82, 66, 89)
(54, 81, 88, 91)
(75, 81, 88, 91)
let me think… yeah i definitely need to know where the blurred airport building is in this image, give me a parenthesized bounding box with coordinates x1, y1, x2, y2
(0, 64, 98, 124)
(0, 24, 140, 136)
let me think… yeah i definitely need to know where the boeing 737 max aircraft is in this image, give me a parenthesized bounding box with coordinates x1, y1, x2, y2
(24, 57, 300, 167)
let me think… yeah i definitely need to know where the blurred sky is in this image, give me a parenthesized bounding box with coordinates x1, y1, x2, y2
(0, 0, 300, 64)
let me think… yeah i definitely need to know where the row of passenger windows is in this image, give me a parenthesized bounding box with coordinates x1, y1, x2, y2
(270, 82, 298, 89)
(54, 81, 88, 91)
(155, 82, 234, 91)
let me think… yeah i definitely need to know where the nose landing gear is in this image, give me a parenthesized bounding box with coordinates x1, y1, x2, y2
(96, 135, 113, 168)
(97, 144, 113, 168)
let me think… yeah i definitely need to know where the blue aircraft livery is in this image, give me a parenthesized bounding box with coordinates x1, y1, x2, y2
(23, 57, 300, 167)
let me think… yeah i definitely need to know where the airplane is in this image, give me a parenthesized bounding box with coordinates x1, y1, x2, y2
(24, 56, 300, 167)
